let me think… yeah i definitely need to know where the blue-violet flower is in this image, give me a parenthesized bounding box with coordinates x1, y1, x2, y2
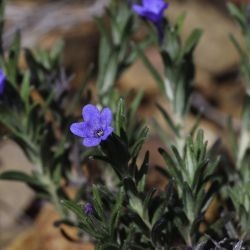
(70, 104, 113, 147)
(132, 0, 168, 24)
(84, 202, 93, 216)
(0, 69, 6, 96)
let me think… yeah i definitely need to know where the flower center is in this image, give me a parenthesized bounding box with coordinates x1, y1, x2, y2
(95, 129, 104, 138)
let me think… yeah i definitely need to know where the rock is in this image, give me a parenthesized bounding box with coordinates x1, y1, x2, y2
(167, 0, 244, 75)
(5, 1, 108, 87)
(0, 140, 34, 247)
(4, 1, 108, 48)
(6, 205, 94, 250)
(119, 47, 163, 98)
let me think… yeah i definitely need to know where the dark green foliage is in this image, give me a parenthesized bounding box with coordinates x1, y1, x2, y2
(96, 1, 138, 97)
(226, 3, 250, 242)
(159, 130, 219, 246)
(0, 1, 250, 249)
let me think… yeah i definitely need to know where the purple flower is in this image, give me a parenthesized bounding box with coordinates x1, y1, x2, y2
(0, 69, 6, 96)
(132, 0, 168, 24)
(70, 104, 113, 147)
(84, 202, 93, 216)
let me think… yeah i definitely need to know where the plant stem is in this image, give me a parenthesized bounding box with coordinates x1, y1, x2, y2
(46, 176, 65, 218)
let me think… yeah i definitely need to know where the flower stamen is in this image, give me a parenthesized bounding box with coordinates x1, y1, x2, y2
(95, 129, 104, 138)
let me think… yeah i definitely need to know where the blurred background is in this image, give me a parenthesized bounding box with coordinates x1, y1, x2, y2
(0, 0, 246, 249)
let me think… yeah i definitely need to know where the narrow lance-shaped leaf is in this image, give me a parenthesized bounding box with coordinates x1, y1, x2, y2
(109, 189, 124, 236)
(20, 71, 31, 109)
(61, 200, 85, 221)
(92, 185, 105, 220)
(228, 3, 248, 32)
(182, 29, 202, 56)
(175, 12, 187, 35)
(130, 126, 149, 159)
(156, 103, 180, 137)
(133, 43, 165, 93)
(128, 89, 144, 122)
(6, 32, 21, 86)
(115, 98, 126, 136)
(50, 39, 64, 65)
(0, 170, 40, 186)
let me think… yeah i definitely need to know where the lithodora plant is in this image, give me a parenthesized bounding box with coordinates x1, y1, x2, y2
(64, 101, 220, 249)
(226, 2, 250, 242)
(132, 0, 202, 152)
(0, 0, 249, 249)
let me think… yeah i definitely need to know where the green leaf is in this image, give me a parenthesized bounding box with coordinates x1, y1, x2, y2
(6, 31, 21, 85)
(182, 29, 202, 56)
(100, 133, 130, 178)
(190, 112, 202, 137)
(52, 164, 62, 187)
(101, 54, 118, 94)
(159, 148, 183, 186)
(79, 222, 101, 239)
(229, 34, 246, 58)
(95, 17, 111, 45)
(209, 213, 235, 236)
(165, 178, 175, 206)
(156, 103, 179, 137)
(96, 243, 120, 250)
(92, 185, 105, 219)
(183, 182, 195, 222)
(175, 12, 187, 35)
(151, 217, 168, 244)
(123, 177, 138, 196)
(128, 89, 144, 122)
(137, 151, 149, 183)
(242, 95, 250, 131)
(109, 189, 124, 236)
(0, 170, 39, 186)
(143, 188, 157, 216)
(130, 126, 149, 159)
(227, 116, 238, 160)
(174, 217, 190, 244)
(35, 48, 50, 69)
(228, 3, 247, 31)
(61, 200, 85, 221)
(184, 138, 196, 184)
(50, 39, 64, 63)
(115, 98, 126, 136)
(126, 36, 151, 66)
(20, 71, 31, 107)
(133, 43, 165, 92)
(171, 145, 185, 169)
(97, 36, 111, 89)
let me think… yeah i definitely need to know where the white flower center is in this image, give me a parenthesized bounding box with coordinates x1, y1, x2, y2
(95, 129, 104, 138)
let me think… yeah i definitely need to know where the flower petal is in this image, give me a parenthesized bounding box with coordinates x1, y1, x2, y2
(143, 0, 167, 11)
(70, 122, 90, 138)
(101, 126, 113, 141)
(142, 11, 159, 23)
(83, 138, 101, 147)
(132, 4, 146, 17)
(158, 3, 168, 16)
(82, 104, 100, 122)
(142, 0, 158, 8)
(0, 69, 6, 95)
(100, 107, 112, 127)
(141, 0, 168, 20)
